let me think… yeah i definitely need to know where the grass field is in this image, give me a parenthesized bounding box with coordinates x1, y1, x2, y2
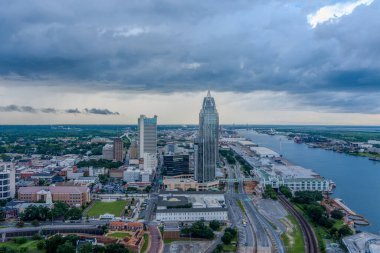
(0, 240, 43, 253)
(141, 233, 149, 253)
(87, 200, 128, 217)
(281, 214, 305, 253)
(107, 232, 131, 239)
(163, 239, 175, 244)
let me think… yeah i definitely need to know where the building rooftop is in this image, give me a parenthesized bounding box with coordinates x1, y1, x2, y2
(156, 207, 227, 213)
(18, 186, 88, 194)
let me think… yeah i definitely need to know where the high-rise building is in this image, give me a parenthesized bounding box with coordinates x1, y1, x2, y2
(102, 144, 114, 160)
(195, 91, 219, 183)
(163, 154, 190, 176)
(138, 115, 158, 158)
(0, 163, 15, 200)
(113, 138, 124, 162)
(129, 141, 138, 160)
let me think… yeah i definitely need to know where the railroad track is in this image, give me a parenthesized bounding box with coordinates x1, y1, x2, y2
(278, 195, 319, 253)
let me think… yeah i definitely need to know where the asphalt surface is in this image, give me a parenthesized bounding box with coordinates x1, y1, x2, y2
(228, 144, 286, 253)
(147, 225, 162, 253)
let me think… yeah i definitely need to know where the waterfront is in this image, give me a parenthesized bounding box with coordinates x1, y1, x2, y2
(239, 130, 380, 234)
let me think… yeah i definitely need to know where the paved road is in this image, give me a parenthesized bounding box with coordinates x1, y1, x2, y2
(147, 225, 162, 253)
(226, 143, 287, 253)
(225, 162, 256, 252)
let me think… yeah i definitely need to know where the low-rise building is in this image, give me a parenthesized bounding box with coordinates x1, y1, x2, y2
(18, 186, 90, 206)
(156, 208, 228, 222)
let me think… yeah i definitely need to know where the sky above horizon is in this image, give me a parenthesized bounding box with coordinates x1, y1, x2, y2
(1, 0, 380, 125)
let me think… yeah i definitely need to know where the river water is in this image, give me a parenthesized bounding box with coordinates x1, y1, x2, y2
(238, 130, 380, 234)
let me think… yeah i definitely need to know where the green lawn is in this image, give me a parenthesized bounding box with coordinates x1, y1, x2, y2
(107, 232, 131, 238)
(141, 233, 149, 253)
(164, 239, 175, 244)
(87, 200, 128, 217)
(0, 239, 44, 253)
(281, 215, 305, 253)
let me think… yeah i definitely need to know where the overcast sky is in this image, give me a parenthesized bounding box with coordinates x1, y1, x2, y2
(1, 0, 380, 125)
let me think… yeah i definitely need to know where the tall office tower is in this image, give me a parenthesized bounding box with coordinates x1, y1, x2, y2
(102, 144, 114, 160)
(163, 154, 190, 176)
(129, 141, 138, 160)
(138, 115, 158, 158)
(113, 138, 124, 162)
(196, 91, 219, 183)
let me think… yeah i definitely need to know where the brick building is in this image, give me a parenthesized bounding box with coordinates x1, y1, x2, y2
(18, 186, 90, 206)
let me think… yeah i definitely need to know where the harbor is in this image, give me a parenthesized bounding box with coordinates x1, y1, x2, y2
(237, 129, 379, 233)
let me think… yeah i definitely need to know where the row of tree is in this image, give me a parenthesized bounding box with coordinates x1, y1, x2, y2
(20, 202, 82, 222)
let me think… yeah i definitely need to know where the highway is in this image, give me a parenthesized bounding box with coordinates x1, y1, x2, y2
(227, 144, 285, 253)
(225, 163, 256, 252)
(278, 194, 319, 253)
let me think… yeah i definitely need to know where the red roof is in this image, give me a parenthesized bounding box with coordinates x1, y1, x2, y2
(110, 221, 127, 227)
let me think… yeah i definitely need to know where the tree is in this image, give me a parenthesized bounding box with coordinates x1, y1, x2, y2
(16, 221, 24, 228)
(338, 225, 353, 237)
(57, 241, 75, 253)
(225, 227, 237, 237)
(292, 191, 322, 204)
(0, 209, 5, 221)
(211, 244, 223, 253)
(279, 186, 292, 198)
(79, 243, 93, 253)
(221, 232, 233, 245)
(264, 185, 277, 200)
(31, 219, 40, 227)
(209, 220, 221, 231)
(93, 245, 105, 253)
(144, 186, 152, 193)
(98, 174, 109, 185)
(45, 235, 65, 253)
(52, 202, 70, 219)
(105, 243, 129, 253)
(67, 207, 82, 220)
(36, 240, 45, 250)
(331, 210, 344, 220)
(181, 220, 215, 239)
(305, 204, 324, 222)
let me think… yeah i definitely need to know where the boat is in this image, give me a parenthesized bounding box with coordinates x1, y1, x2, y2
(369, 157, 380, 161)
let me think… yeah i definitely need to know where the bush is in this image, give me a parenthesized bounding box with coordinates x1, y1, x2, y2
(32, 234, 43, 240)
(13, 237, 27, 245)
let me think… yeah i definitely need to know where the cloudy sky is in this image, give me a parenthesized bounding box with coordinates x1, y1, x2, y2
(1, 0, 380, 125)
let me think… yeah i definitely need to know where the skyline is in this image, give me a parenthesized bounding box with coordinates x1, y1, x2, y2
(1, 0, 380, 124)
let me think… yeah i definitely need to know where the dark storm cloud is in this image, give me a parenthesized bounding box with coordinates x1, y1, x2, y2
(65, 108, 81, 114)
(40, 108, 56, 113)
(0, 0, 380, 113)
(0, 105, 37, 113)
(84, 108, 120, 115)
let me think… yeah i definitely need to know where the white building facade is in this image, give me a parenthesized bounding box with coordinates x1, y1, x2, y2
(156, 208, 228, 222)
(0, 163, 16, 199)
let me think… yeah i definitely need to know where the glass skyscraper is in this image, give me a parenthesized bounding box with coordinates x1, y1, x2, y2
(195, 91, 219, 182)
(138, 115, 158, 159)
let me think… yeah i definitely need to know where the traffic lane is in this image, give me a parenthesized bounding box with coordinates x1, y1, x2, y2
(147, 225, 162, 253)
